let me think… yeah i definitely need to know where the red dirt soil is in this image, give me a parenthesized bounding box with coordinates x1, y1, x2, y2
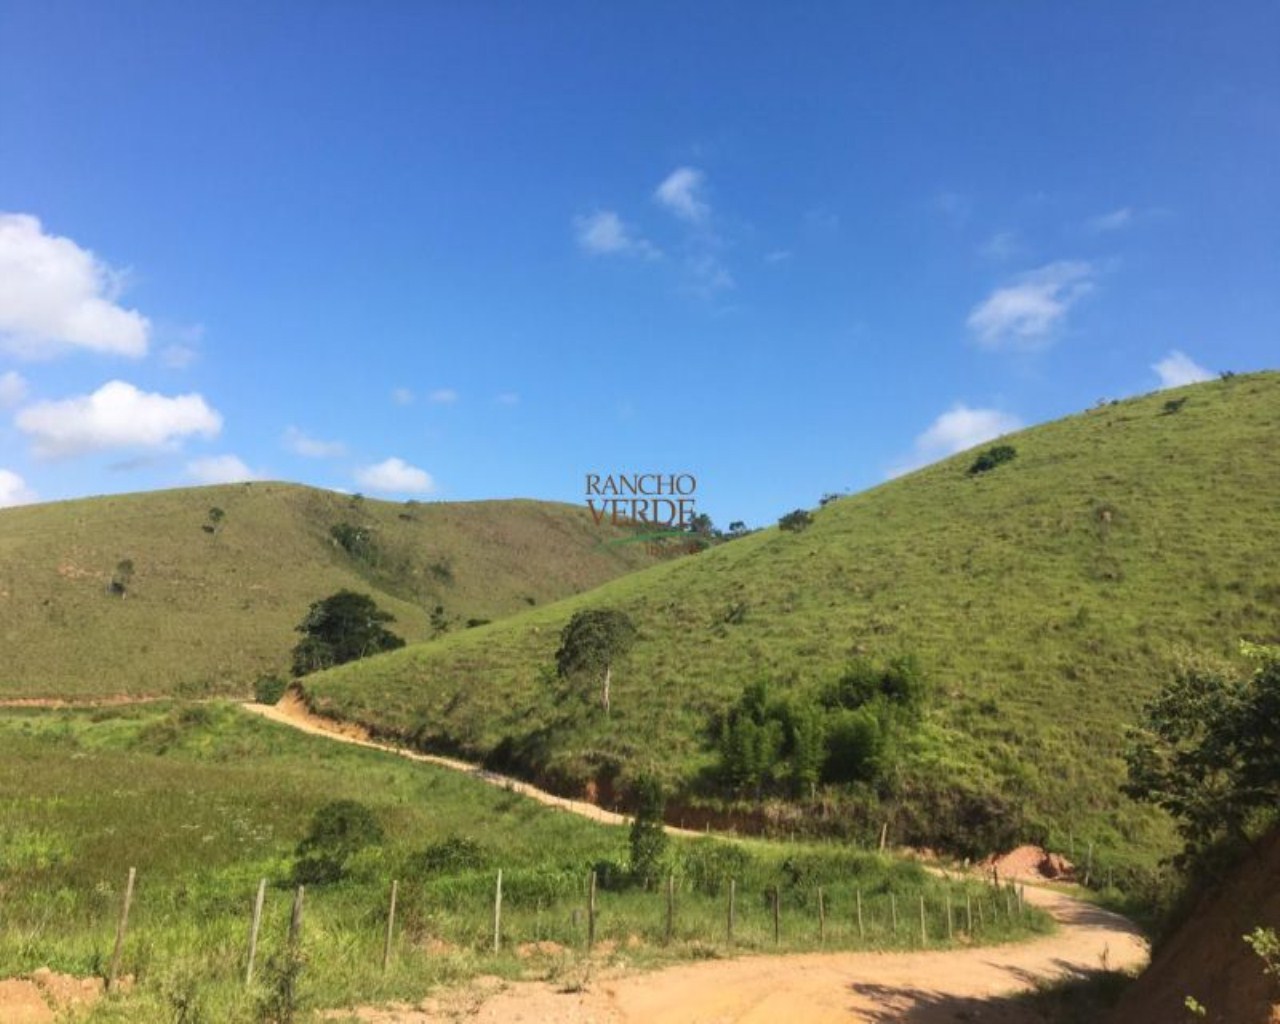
(1109, 827, 1280, 1024)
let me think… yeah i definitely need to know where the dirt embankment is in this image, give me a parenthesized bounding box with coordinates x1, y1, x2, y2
(1109, 829, 1280, 1024)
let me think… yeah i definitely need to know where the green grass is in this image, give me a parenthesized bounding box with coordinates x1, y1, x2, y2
(0, 704, 1049, 1022)
(0, 482, 663, 697)
(299, 372, 1280, 872)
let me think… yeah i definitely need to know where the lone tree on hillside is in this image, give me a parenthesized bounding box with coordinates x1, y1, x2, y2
(291, 590, 405, 677)
(555, 608, 637, 713)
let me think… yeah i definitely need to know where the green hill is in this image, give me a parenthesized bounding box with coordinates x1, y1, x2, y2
(0, 482, 664, 697)
(299, 372, 1280, 868)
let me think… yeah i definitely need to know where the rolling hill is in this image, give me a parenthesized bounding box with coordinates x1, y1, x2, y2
(0, 482, 665, 697)
(298, 371, 1280, 868)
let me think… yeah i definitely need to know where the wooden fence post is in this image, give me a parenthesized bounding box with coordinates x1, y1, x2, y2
(946, 894, 954, 941)
(817, 886, 826, 944)
(855, 888, 865, 942)
(890, 892, 898, 936)
(918, 894, 927, 947)
(288, 885, 305, 947)
(245, 877, 266, 987)
(727, 878, 736, 945)
(878, 822, 888, 853)
(108, 867, 136, 992)
(771, 886, 780, 945)
(664, 873, 675, 946)
(383, 880, 399, 971)
(587, 870, 597, 952)
(493, 871, 503, 953)
(965, 892, 973, 935)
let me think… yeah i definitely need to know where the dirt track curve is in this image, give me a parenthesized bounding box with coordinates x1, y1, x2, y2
(241, 693, 1149, 1023)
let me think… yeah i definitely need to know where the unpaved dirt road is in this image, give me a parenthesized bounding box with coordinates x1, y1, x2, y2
(244, 693, 1149, 1023)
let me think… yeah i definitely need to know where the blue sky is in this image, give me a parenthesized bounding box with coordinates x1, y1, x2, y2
(1, 2, 1276, 526)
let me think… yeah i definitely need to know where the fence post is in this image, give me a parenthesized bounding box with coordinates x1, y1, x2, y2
(771, 886, 780, 945)
(383, 880, 399, 971)
(856, 888, 865, 942)
(727, 878, 736, 945)
(246, 877, 266, 987)
(108, 867, 136, 992)
(817, 886, 826, 944)
(946, 894, 954, 941)
(587, 870, 597, 952)
(918, 894, 927, 947)
(965, 892, 973, 935)
(664, 873, 675, 946)
(878, 821, 888, 853)
(493, 871, 503, 953)
(890, 892, 898, 937)
(288, 885, 305, 947)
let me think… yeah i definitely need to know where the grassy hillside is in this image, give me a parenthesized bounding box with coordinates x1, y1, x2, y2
(0, 703, 1041, 1021)
(300, 372, 1280, 868)
(0, 482, 664, 697)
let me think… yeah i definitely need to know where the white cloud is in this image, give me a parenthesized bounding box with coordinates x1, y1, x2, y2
(967, 261, 1095, 350)
(161, 344, 198, 369)
(684, 253, 735, 296)
(978, 231, 1021, 261)
(0, 213, 150, 359)
(428, 388, 458, 404)
(1084, 207, 1133, 233)
(355, 457, 434, 494)
(889, 404, 1023, 478)
(16, 379, 222, 458)
(1152, 349, 1213, 389)
(0, 370, 28, 409)
(187, 455, 258, 484)
(282, 426, 346, 459)
(391, 387, 414, 406)
(0, 469, 37, 508)
(573, 210, 659, 258)
(654, 167, 710, 223)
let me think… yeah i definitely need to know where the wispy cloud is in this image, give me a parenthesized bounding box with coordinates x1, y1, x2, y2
(1084, 207, 1133, 233)
(0, 370, 28, 409)
(187, 454, 259, 484)
(573, 210, 659, 258)
(495, 392, 520, 406)
(16, 380, 222, 458)
(654, 167, 710, 223)
(978, 231, 1021, 261)
(967, 261, 1095, 350)
(1152, 349, 1213, 389)
(0, 213, 150, 359)
(355, 457, 434, 494)
(282, 426, 346, 459)
(391, 387, 414, 406)
(764, 249, 792, 264)
(889, 404, 1023, 478)
(428, 388, 458, 404)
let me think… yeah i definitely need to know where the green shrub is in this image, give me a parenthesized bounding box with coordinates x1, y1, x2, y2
(778, 509, 814, 532)
(254, 675, 288, 705)
(408, 835, 489, 877)
(967, 444, 1017, 475)
(292, 799, 384, 886)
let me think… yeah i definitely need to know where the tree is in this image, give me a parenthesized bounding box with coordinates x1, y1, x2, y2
(628, 773, 669, 888)
(108, 558, 134, 597)
(1125, 644, 1280, 866)
(203, 506, 225, 535)
(967, 444, 1017, 475)
(290, 590, 405, 677)
(555, 608, 637, 713)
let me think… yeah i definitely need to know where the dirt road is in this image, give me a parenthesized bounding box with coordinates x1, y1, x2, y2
(244, 693, 1148, 1023)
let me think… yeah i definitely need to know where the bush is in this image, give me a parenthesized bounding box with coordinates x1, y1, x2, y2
(292, 800, 384, 886)
(254, 675, 288, 705)
(628, 773, 669, 888)
(1162, 397, 1188, 415)
(778, 509, 814, 532)
(968, 444, 1017, 475)
(407, 835, 489, 877)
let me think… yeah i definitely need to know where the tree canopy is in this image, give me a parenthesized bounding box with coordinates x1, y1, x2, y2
(1125, 643, 1280, 866)
(291, 589, 405, 677)
(555, 608, 636, 712)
